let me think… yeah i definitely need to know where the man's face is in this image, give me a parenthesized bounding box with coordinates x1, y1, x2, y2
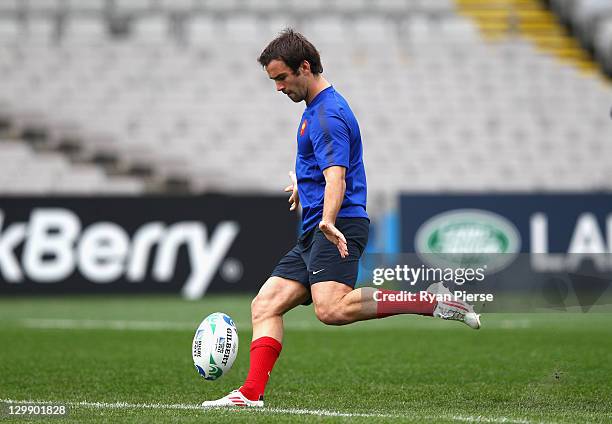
(265, 59, 308, 103)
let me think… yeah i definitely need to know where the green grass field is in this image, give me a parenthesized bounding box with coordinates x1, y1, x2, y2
(0, 295, 611, 423)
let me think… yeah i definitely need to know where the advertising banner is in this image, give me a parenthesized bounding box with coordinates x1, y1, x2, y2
(400, 193, 612, 256)
(377, 194, 612, 311)
(0, 195, 297, 298)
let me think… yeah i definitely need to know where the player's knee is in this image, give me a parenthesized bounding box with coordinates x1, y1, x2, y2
(251, 294, 270, 323)
(251, 290, 283, 323)
(314, 304, 347, 326)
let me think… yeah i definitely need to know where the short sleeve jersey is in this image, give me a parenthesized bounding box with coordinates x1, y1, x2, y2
(295, 86, 368, 233)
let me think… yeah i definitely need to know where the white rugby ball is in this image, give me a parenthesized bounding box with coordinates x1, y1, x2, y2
(192, 312, 239, 381)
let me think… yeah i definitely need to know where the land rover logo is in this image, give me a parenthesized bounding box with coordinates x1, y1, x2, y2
(415, 209, 521, 272)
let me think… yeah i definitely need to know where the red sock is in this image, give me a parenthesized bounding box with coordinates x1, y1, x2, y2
(239, 336, 282, 401)
(376, 290, 437, 318)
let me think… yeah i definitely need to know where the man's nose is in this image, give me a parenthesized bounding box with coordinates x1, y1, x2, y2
(275, 82, 284, 92)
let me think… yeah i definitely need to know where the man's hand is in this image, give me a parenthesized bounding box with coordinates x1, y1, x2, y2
(319, 220, 348, 258)
(284, 171, 299, 211)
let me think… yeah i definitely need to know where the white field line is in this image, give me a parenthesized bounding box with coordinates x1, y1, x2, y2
(20, 318, 197, 331)
(18, 318, 530, 332)
(499, 319, 531, 329)
(18, 318, 315, 331)
(0, 398, 547, 423)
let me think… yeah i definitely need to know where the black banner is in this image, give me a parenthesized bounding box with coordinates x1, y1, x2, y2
(0, 195, 297, 298)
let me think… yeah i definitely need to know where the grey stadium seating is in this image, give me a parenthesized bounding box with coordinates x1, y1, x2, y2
(0, 0, 610, 204)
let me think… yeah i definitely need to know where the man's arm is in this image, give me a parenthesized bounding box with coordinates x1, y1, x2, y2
(319, 165, 348, 258)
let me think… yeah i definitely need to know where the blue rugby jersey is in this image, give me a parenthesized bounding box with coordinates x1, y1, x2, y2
(295, 86, 368, 233)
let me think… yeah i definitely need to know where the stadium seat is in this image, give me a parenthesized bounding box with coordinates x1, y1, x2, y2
(25, 0, 62, 15)
(224, 15, 261, 43)
(65, 0, 107, 15)
(401, 15, 435, 43)
(243, 0, 284, 13)
(0, 0, 19, 14)
(303, 16, 350, 44)
(438, 18, 479, 42)
(130, 15, 171, 43)
(62, 17, 108, 43)
(0, 139, 144, 194)
(199, 0, 240, 12)
(374, 0, 413, 13)
(23, 17, 57, 44)
(261, 15, 297, 39)
(287, 0, 326, 13)
(114, 0, 153, 16)
(158, 0, 196, 14)
(330, 0, 369, 13)
(184, 15, 218, 46)
(352, 16, 397, 44)
(0, 19, 21, 44)
(419, 0, 454, 14)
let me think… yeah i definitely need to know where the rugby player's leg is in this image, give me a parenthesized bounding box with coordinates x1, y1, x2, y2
(310, 281, 436, 325)
(251, 276, 310, 342)
(239, 276, 309, 402)
(311, 282, 481, 329)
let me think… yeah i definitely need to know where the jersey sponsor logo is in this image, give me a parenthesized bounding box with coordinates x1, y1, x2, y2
(415, 209, 521, 272)
(300, 119, 307, 136)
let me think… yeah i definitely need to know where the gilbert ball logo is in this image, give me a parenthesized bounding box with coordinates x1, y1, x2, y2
(415, 209, 521, 272)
